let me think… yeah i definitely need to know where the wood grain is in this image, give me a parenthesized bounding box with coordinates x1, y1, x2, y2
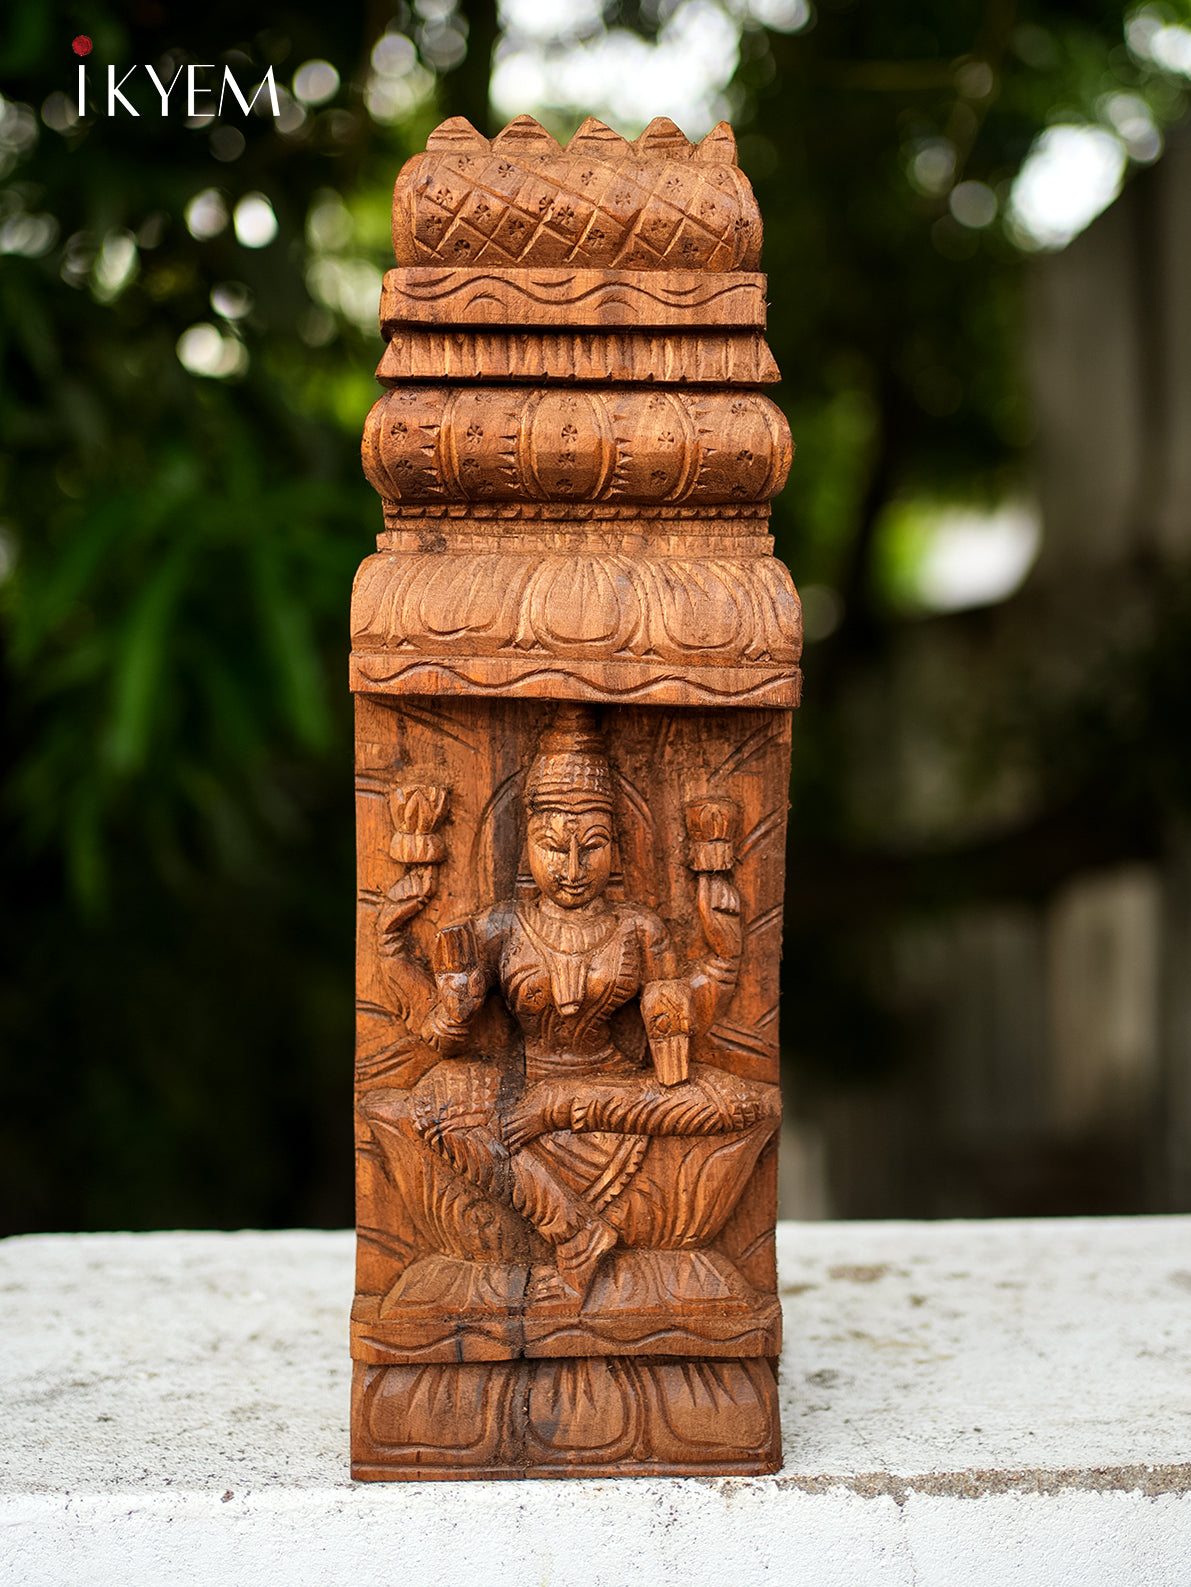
(360, 385, 791, 504)
(379, 267, 767, 329)
(375, 330, 780, 387)
(352, 114, 798, 1481)
(391, 114, 762, 274)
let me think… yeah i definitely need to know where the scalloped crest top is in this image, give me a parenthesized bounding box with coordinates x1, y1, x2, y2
(391, 114, 762, 273)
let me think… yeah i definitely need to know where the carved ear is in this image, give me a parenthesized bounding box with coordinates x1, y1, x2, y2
(425, 116, 490, 152)
(567, 116, 631, 158)
(635, 116, 692, 158)
(696, 121, 738, 165)
(491, 114, 562, 154)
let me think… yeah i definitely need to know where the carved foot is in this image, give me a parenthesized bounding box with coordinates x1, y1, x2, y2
(526, 1267, 584, 1306)
(533, 1215, 619, 1306)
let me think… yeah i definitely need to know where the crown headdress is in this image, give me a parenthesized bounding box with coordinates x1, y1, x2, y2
(525, 705, 614, 814)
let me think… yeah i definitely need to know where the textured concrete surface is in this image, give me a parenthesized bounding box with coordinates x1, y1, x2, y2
(2, 1219, 1190, 1585)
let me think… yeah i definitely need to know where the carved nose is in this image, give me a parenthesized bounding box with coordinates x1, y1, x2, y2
(566, 838, 581, 881)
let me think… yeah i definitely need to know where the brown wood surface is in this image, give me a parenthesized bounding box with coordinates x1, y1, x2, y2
(375, 330, 780, 387)
(391, 113, 762, 274)
(379, 267, 767, 330)
(361, 385, 791, 504)
(352, 114, 800, 1481)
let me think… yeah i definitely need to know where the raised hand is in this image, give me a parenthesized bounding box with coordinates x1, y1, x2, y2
(697, 871, 742, 960)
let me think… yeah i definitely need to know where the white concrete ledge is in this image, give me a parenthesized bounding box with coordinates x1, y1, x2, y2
(2, 1218, 1189, 1586)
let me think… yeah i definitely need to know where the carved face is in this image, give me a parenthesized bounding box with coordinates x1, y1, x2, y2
(528, 808, 613, 909)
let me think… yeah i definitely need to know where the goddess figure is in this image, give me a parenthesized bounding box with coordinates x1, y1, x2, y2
(363, 706, 780, 1310)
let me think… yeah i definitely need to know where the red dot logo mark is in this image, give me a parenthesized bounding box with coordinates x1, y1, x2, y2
(72, 36, 92, 56)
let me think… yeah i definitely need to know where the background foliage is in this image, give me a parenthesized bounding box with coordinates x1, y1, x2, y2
(1, 0, 1187, 1231)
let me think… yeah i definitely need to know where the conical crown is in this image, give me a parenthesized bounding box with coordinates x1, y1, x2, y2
(525, 706, 614, 813)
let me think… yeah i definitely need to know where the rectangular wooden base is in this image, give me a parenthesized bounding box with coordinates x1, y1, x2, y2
(351, 1356, 781, 1480)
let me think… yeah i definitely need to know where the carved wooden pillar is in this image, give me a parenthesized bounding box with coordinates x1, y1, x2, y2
(351, 112, 801, 1480)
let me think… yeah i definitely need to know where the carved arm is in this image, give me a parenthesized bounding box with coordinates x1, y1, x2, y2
(379, 780, 450, 943)
(685, 798, 744, 1027)
(641, 979, 694, 1086)
(420, 919, 489, 1053)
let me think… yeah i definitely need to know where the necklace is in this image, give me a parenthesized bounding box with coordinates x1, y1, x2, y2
(518, 900, 619, 1015)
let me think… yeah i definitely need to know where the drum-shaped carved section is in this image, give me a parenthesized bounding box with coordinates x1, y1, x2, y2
(361, 386, 792, 506)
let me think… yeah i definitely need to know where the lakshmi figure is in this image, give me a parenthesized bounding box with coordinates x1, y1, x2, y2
(363, 706, 780, 1308)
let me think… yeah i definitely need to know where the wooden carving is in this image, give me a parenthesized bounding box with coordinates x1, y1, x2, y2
(352, 113, 801, 1480)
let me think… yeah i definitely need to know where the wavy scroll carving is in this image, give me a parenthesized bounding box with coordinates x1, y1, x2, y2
(362, 386, 791, 506)
(379, 267, 766, 330)
(349, 655, 800, 708)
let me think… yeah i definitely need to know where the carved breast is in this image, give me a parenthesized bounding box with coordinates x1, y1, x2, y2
(500, 906, 643, 1049)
